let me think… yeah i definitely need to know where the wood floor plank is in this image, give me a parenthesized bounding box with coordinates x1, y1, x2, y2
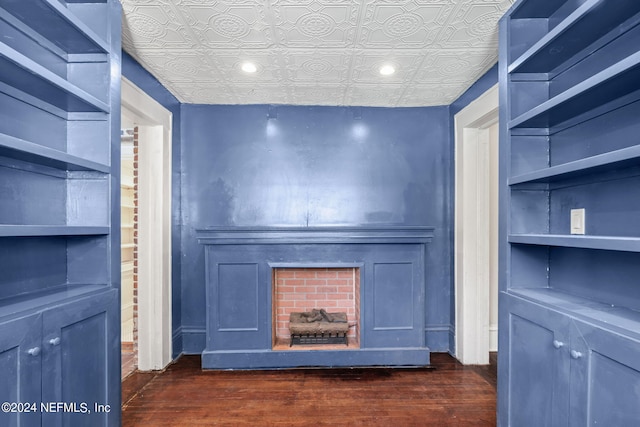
(122, 353, 497, 426)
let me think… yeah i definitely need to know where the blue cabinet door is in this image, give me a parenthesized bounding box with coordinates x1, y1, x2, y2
(0, 314, 42, 427)
(569, 320, 640, 426)
(41, 290, 119, 427)
(505, 295, 571, 427)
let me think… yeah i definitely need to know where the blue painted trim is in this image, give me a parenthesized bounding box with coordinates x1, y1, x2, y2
(202, 348, 431, 370)
(181, 326, 206, 354)
(196, 226, 435, 245)
(425, 324, 454, 352)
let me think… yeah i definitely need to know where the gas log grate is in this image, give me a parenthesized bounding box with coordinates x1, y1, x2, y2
(289, 309, 349, 346)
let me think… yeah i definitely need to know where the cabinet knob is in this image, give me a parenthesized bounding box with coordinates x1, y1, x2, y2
(49, 337, 61, 346)
(552, 340, 564, 349)
(570, 350, 583, 359)
(27, 347, 41, 356)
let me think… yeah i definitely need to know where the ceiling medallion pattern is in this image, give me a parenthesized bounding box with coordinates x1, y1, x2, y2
(296, 13, 336, 38)
(382, 13, 424, 38)
(301, 58, 334, 74)
(211, 14, 252, 39)
(121, 0, 514, 107)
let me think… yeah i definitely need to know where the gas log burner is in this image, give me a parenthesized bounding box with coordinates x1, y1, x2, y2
(289, 308, 350, 346)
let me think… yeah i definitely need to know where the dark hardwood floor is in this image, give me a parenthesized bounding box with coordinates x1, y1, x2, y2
(122, 352, 497, 426)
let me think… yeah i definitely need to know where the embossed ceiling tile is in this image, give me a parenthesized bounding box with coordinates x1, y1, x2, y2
(168, 83, 238, 104)
(343, 84, 406, 107)
(358, 1, 454, 48)
(415, 49, 497, 83)
(350, 52, 424, 84)
(120, 0, 514, 106)
(121, 3, 197, 48)
(180, 2, 272, 47)
(173, 0, 218, 4)
(127, 51, 224, 83)
(209, 51, 286, 83)
(398, 83, 468, 106)
(271, 1, 360, 48)
(286, 84, 350, 106)
(225, 83, 292, 105)
(280, 51, 349, 83)
(121, 0, 173, 6)
(435, 1, 511, 48)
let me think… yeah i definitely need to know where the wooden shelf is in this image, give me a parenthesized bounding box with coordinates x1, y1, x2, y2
(509, 145, 640, 185)
(510, 0, 562, 19)
(509, 288, 640, 341)
(0, 283, 108, 320)
(0, 133, 110, 173)
(509, 234, 640, 252)
(0, 225, 109, 237)
(509, 51, 640, 129)
(1, 0, 109, 55)
(121, 261, 134, 272)
(0, 42, 109, 113)
(509, 0, 640, 73)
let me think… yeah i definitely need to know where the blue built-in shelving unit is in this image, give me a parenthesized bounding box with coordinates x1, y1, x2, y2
(0, 1, 121, 426)
(499, 0, 640, 425)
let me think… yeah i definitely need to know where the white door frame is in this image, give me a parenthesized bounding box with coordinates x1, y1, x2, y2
(454, 84, 499, 365)
(121, 77, 173, 370)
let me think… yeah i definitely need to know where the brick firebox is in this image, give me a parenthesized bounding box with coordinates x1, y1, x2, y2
(273, 267, 360, 347)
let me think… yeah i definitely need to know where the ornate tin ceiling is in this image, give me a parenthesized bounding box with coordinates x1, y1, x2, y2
(121, 0, 513, 107)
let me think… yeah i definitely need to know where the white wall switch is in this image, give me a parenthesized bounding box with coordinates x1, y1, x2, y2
(571, 208, 586, 235)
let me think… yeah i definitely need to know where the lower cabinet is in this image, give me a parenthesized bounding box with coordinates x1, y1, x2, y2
(568, 320, 640, 426)
(0, 289, 119, 427)
(504, 294, 640, 426)
(0, 314, 42, 427)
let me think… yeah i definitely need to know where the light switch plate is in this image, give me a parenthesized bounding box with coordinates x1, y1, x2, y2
(571, 208, 586, 235)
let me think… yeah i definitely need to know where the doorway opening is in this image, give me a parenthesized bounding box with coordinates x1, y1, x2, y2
(454, 84, 499, 365)
(120, 124, 137, 379)
(121, 77, 173, 374)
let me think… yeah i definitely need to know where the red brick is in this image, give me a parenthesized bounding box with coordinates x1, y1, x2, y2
(294, 270, 317, 279)
(294, 301, 321, 308)
(294, 286, 317, 293)
(281, 279, 305, 286)
(276, 270, 296, 278)
(304, 279, 328, 286)
(315, 271, 338, 279)
(320, 300, 338, 307)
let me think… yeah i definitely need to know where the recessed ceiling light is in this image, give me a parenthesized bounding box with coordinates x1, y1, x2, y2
(379, 64, 396, 76)
(241, 62, 257, 73)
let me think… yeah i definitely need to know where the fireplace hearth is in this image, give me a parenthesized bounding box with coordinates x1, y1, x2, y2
(273, 267, 360, 349)
(196, 226, 434, 369)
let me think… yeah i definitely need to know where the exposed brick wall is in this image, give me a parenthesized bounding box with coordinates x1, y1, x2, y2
(132, 126, 139, 356)
(274, 268, 360, 342)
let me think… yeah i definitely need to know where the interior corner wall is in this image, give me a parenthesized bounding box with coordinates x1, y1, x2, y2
(447, 63, 500, 354)
(121, 51, 183, 359)
(180, 104, 454, 353)
(119, 53, 497, 358)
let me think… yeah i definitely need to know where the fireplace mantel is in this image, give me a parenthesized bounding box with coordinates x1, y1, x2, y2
(197, 225, 436, 369)
(196, 226, 435, 245)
